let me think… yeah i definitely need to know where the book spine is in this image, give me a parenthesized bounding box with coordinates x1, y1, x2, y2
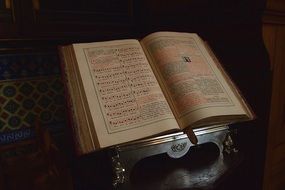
(58, 46, 82, 156)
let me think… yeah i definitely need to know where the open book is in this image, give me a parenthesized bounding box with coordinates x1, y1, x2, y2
(59, 31, 254, 155)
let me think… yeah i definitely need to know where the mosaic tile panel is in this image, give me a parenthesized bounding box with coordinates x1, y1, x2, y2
(0, 77, 65, 132)
(0, 52, 66, 145)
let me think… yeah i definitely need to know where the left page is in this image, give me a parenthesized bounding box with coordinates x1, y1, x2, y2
(72, 39, 179, 150)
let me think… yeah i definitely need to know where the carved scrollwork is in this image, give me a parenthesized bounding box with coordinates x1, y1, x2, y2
(223, 132, 238, 154)
(111, 152, 125, 188)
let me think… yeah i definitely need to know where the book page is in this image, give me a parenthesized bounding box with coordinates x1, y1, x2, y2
(72, 39, 179, 148)
(141, 32, 249, 129)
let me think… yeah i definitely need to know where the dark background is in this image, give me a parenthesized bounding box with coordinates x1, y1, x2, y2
(0, 1, 273, 189)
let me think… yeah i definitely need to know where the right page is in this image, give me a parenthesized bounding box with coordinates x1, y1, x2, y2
(141, 32, 254, 129)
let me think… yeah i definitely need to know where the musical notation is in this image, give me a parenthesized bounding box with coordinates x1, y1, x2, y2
(101, 91, 133, 101)
(86, 44, 167, 129)
(97, 78, 128, 86)
(98, 84, 129, 94)
(109, 115, 142, 127)
(106, 107, 138, 117)
(132, 88, 151, 96)
(104, 99, 136, 109)
(92, 64, 122, 73)
(95, 71, 124, 79)
(130, 81, 156, 88)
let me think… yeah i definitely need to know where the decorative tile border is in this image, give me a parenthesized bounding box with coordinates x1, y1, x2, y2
(0, 122, 65, 145)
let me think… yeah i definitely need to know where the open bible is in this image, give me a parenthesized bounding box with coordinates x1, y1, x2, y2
(59, 32, 254, 155)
